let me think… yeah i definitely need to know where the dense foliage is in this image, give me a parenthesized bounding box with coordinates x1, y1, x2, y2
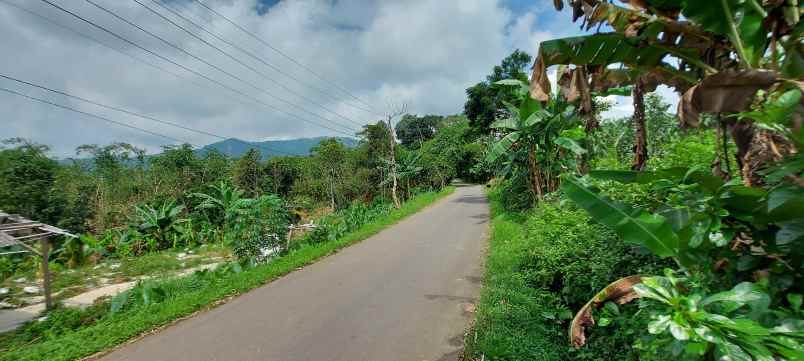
(470, 0, 803, 360)
(0, 115, 485, 280)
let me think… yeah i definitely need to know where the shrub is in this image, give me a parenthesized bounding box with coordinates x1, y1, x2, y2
(469, 191, 670, 361)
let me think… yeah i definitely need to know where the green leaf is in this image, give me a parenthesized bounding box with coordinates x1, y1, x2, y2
(494, 79, 526, 87)
(715, 341, 752, 361)
(767, 186, 804, 222)
(519, 96, 544, 120)
(772, 319, 804, 336)
(731, 319, 771, 336)
(648, 314, 672, 334)
(555, 136, 587, 155)
(490, 117, 519, 130)
(681, 0, 767, 67)
(589, 168, 685, 184)
(558, 309, 574, 320)
(598, 317, 612, 327)
(603, 301, 620, 316)
(788, 294, 802, 312)
(701, 282, 764, 305)
(522, 109, 549, 128)
(737, 3, 769, 67)
(600, 86, 633, 97)
(669, 321, 690, 340)
(685, 342, 708, 356)
(781, 41, 804, 78)
(110, 290, 130, 314)
(561, 177, 680, 259)
(485, 132, 520, 163)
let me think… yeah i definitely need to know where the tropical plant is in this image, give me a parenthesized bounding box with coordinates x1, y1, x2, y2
(191, 181, 251, 232)
(131, 199, 185, 247)
(543, 0, 803, 184)
(486, 79, 585, 200)
(561, 168, 804, 358)
(227, 194, 287, 262)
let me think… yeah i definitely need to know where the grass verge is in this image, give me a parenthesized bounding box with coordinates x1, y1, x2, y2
(464, 187, 667, 361)
(0, 187, 454, 361)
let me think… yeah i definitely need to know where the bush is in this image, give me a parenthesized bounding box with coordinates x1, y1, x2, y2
(468, 190, 670, 361)
(298, 200, 393, 246)
(490, 173, 535, 213)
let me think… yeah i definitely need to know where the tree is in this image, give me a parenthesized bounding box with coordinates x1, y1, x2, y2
(311, 138, 349, 210)
(464, 50, 532, 134)
(231, 149, 264, 198)
(386, 104, 408, 209)
(395, 114, 443, 148)
(0, 138, 60, 223)
(486, 80, 584, 200)
(539, 0, 802, 184)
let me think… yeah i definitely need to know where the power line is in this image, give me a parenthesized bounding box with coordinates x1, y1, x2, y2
(192, 0, 383, 115)
(0, 0, 345, 136)
(36, 0, 356, 136)
(153, 0, 378, 118)
(134, 0, 366, 129)
(0, 86, 189, 145)
(82, 0, 358, 134)
(0, 73, 300, 157)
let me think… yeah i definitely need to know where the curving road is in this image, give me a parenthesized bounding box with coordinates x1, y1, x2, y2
(98, 185, 488, 361)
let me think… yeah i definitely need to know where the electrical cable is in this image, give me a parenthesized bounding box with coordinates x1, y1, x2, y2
(37, 0, 356, 136)
(0, 73, 301, 157)
(135, 0, 366, 128)
(192, 0, 383, 115)
(82, 0, 357, 134)
(152, 0, 377, 119)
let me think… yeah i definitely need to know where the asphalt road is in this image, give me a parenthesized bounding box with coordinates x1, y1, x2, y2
(98, 185, 489, 361)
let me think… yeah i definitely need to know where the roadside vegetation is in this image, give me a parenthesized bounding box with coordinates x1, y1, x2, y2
(466, 1, 803, 360)
(0, 104, 478, 358)
(1, 0, 802, 360)
(0, 187, 453, 361)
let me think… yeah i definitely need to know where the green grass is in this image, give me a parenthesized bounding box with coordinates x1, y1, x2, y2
(464, 186, 667, 361)
(0, 187, 454, 361)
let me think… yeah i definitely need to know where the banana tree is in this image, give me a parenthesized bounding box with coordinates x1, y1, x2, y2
(544, 0, 802, 184)
(486, 79, 585, 200)
(132, 200, 185, 249)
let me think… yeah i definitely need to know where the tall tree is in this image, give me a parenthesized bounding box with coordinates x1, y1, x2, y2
(395, 114, 443, 148)
(464, 50, 532, 134)
(231, 149, 263, 197)
(311, 138, 348, 210)
(0, 138, 60, 223)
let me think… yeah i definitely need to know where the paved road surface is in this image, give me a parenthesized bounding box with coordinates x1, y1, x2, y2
(99, 185, 488, 361)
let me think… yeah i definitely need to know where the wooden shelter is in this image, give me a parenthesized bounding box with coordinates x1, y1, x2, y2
(0, 211, 76, 310)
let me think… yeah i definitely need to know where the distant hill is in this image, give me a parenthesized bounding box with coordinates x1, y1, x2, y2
(196, 136, 359, 159)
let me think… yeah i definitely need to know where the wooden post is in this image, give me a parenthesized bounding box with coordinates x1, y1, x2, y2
(40, 238, 52, 310)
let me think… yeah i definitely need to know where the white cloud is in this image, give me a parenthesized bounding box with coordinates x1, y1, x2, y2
(600, 85, 681, 119)
(0, 0, 572, 157)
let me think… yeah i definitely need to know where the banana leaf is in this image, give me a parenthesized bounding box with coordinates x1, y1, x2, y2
(485, 132, 520, 163)
(561, 177, 680, 258)
(530, 33, 698, 101)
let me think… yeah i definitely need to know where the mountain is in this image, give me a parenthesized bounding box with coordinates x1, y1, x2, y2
(196, 136, 359, 159)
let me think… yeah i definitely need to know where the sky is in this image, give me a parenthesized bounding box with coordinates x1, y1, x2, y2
(0, 0, 677, 157)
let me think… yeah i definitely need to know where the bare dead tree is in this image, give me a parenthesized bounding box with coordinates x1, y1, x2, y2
(385, 103, 408, 209)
